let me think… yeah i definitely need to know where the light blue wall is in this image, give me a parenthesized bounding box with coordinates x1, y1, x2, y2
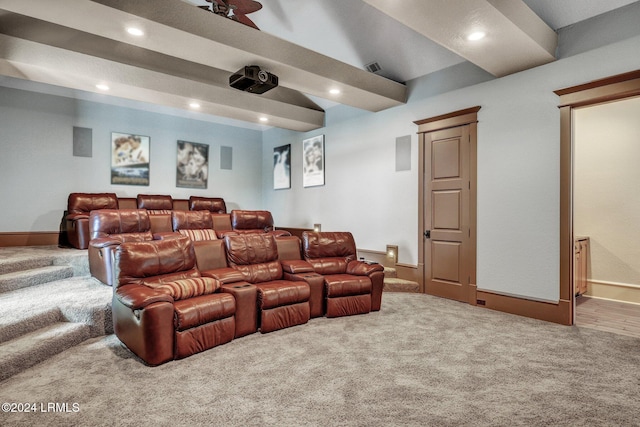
(261, 34, 640, 303)
(2, 5, 640, 305)
(0, 87, 263, 232)
(261, 62, 492, 266)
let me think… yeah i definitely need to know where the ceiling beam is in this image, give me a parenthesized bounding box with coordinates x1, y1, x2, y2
(0, 34, 325, 131)
(0, 0, 407, 114)
(362, 0, 557, 77)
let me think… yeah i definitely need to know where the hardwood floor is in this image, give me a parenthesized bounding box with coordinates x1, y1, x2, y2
(575, 296, 640, 339)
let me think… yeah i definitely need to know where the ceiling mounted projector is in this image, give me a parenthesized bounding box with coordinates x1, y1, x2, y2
(229, 65, 278, 94)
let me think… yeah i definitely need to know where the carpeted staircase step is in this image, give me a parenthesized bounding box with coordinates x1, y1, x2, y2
(0, 255, 55, 275)
(383, 267, 397, 279)
(0, 265, 74, 293)
(0, 248, 111, 382)
(0, 246, 91, 277)
(0, 276, 113, 344)
(0, 307, 62, 344)
(0, 321, 91, 382)
(384, 277, 420, 293)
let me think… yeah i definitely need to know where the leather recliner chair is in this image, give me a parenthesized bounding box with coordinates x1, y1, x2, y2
(188, 197, 229, 236)
(136, 194, 173, 233)
(169, 210, 258, 338)
(88, 209, 153, 286)
(196, 242, 259, 338)
(189, 196, 227, 214)
(112, 236, 236, 366)
(136, 194, 173, 212)
(223, 233, 310, 333)
(302, 231, 384, 318)
(170, 210, 220, 270)
(65, 193, 118, 249)
(225, 209, 291, 238)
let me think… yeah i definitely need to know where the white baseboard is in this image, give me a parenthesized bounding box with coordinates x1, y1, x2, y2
(586, 279, 640, 305)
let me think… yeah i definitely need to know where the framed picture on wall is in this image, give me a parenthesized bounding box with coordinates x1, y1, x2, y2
(176, 140, 209, 189)
(302, 135, 324, 187)
(110, 132, 150, 186)
(273, 144, 291, 190)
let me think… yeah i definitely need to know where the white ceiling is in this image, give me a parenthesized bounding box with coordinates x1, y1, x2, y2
(0, 0, 637, 131)
(243, 0, 640, 81)
(523, 0, 639, 29)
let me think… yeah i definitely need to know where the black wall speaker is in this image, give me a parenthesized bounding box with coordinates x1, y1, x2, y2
(73, 126, 92, 157)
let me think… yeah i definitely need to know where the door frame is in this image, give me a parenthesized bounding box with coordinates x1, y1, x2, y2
(415, 106, 480, 304)
(556, 70, 640, 325)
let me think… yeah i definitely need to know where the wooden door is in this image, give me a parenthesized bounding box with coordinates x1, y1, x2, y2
(423, 125, 472, 302)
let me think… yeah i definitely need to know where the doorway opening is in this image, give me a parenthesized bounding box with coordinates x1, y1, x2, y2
(572, 96, 640, 338)
(556, 70, 640, 328)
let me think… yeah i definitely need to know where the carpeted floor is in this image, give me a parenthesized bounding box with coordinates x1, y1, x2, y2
(1, 292, 638, 426)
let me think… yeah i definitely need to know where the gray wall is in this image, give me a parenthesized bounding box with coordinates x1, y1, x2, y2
(0, 88, 264, 232)
(261, 33, 640, 303)
(2, 6, 640, 305)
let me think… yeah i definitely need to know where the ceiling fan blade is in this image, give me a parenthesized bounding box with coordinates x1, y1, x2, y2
(233, 12, 260, 30)
(228, 0, 262, 15)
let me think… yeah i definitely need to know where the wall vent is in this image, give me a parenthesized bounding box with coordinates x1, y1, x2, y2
(365, 61, 382, 74)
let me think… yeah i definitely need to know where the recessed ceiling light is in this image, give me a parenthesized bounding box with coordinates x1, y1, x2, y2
(329, 88, 341, 95)
(259, 117, 269, 122)
(189, 102, 201, 109)
(126, 27, 144, 37)
(467, 31, 486, 41)
(96, 84, 109, 91)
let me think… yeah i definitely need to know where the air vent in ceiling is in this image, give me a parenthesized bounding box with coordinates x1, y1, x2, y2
(365, 61, 382, 74)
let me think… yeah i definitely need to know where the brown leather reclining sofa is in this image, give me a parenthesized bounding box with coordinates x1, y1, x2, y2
(63, 193, 228, 248)
(110, 228, 384, 365)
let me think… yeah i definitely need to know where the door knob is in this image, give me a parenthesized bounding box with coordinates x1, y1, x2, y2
(424, 230, 431, 239)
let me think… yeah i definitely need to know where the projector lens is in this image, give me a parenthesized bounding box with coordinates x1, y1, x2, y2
(257, 70, 269, 83)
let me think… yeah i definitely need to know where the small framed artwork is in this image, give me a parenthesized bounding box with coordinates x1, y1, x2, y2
(110, 132, 150, 186)
(302, 135, 324, 187)
(273, 144, 291, 190)
(176, 140, 209, 189)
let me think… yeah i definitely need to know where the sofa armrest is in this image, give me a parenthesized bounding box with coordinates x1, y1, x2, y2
(153, 232, 181, 240)
(281, 259, 315, 274)
(201, 267, 245, 284)
(66, 213, 89, 221)
(221, 282, 257, 337)
(115, 284, 174, 310)
(284, 271, 325, 318)
(65, 216, 91, 249)
(216, 230, 238, 239)
(346, 260, 384, 276)
(269, 230, 292, 237)
(89, 237, 125, 249)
